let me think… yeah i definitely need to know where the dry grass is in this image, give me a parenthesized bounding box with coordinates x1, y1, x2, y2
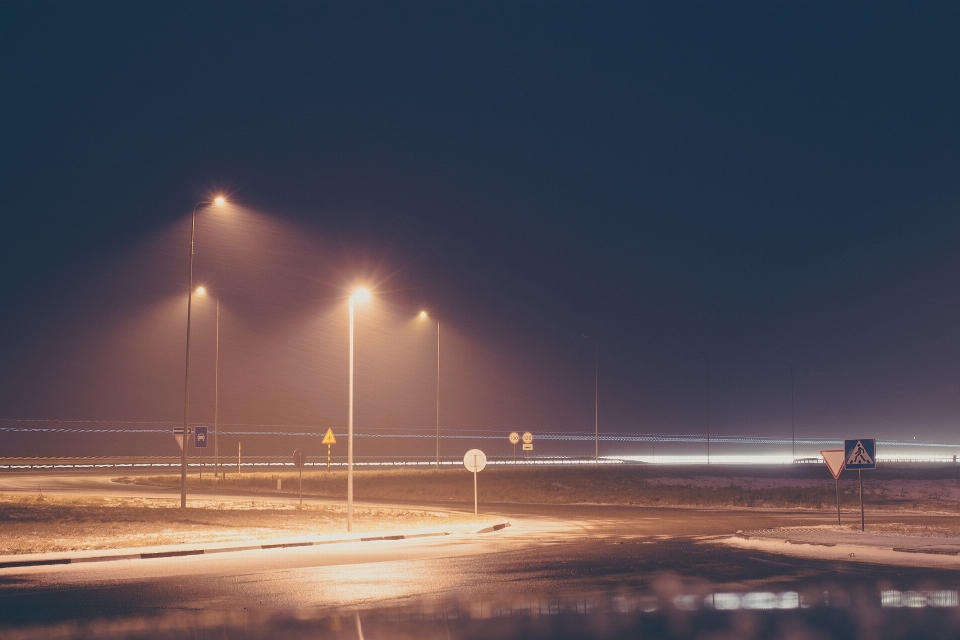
(0, 492, 473, 555)
(129, 465, 960, 512)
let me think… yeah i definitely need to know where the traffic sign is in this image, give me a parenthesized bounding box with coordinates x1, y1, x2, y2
(522, 443, 533, 451)
(463, 449, 487, 515)
(508, 432, 520, 445)
(173, 426, 184, 451)
(820, 449, 845, 479)
(844, 439, 876, 470)
(522, 431, 533, 444)
(194, 426, 208, 449)
(464, 449, 487, 472)
(322, 428, 337, 445)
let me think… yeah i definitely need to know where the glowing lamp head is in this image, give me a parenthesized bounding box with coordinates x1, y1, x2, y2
(196, 286, 206, 296)
(351, 287, 371, 303)
(419, 311, 428, 319)
(213, 196, 226, 207)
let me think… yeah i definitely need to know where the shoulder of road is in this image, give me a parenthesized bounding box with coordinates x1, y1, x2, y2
(723, 524, 960, 568)
(0, 521, 510, 571)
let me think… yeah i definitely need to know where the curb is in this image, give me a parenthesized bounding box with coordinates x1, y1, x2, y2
(0, 521, 511, 571)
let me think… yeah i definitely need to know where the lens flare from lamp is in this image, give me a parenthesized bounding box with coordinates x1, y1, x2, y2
(352, 287, 371, 303)
(213, 196, 226, 206)
(196, 286, 206, 295)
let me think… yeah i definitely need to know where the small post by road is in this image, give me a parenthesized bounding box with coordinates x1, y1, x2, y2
(293, 449, 305, 506)
(859, 470, 864, 531)
(843, 439, 876, 532)
(463, 449, 487, 516)
(508, 432, 519, 465)
(238, 441, 241, 475)
(322, 428, 337, 472)
(820, 449, 845, 526)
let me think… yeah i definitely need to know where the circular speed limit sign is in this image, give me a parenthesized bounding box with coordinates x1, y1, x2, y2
(508, 432, 520, 444)
(522, 431, 533, 444)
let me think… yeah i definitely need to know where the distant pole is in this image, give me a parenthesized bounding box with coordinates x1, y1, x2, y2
(836, 476, 841, 525)
(237, 441, 241, 475)
(473, 453, 478, 515)
(180, 203, 201, 509)
(704, 353, 711, 465)
(214, 295, 220, 479)
(782, 360, 795, 460)
(581, 335, 599, 466)
(436, 321, 440, 469)
(348, 295, 356, 532)
(859, 470, 864, 531)
(594, 345, 599, 467)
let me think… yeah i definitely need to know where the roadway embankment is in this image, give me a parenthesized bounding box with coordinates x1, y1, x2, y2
(725, 523, 960, 568)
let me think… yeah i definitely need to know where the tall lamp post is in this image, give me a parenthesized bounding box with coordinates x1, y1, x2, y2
(697, 351, 711, 465)
(347, 287, 371, 532)
(581, 335, 599, 467)
(180, 196, 226, 509)
(419, 311, 440, 469)
(196, 287, 222, 479)
(781, 360, 795, 460)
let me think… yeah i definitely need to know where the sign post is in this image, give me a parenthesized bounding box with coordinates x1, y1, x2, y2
(820, 449, 845, 525)
(508, 432, 520, 463)
(522, 431, 533, 463)
(844, 439, 877, 531)
(463, 449, 487, 515)
(194, 426, 208, 481)
(322, 428, 337, 471)
(293, 448, 306, 506)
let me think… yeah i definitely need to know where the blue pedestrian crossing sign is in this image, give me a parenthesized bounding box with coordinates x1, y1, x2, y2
(844, 439, 876, 470)
(194, 426, 208, 449)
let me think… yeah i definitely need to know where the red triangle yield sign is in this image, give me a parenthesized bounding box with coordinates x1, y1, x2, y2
(820, 449, 845, 479)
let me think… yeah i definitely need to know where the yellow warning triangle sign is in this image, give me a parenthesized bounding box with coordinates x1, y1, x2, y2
(322, 428, 337, 445)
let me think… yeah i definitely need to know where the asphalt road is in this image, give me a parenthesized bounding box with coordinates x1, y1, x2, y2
(3, 472, 960, 631)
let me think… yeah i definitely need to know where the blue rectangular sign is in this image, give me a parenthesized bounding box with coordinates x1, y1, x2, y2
(194, 426, 208, 449)
(843, 438, 876, 470)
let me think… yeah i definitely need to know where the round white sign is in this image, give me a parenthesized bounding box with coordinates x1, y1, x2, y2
(508, 432, 520, 444)
(522, 431, 533, 444)
(463, 449, 487, 473)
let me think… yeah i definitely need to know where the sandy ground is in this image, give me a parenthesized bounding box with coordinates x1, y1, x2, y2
(0, 492, 478, 555)
(724, 522, 960, 568)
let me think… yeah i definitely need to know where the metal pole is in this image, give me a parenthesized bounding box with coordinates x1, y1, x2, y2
(836, 476, 841, 525)
(436, 321, 440, 470)
(348, 296, 355, 532)
(299, 466, 303, 507)
(214, 296, 220, 479)
(706, 354, 711, 465)
(594, 345, 598, 467)
(859, 470, 864, 531)
(473, 453, 478, 515)
(782, 361, 794, 460)
(181, 204, 201, 508)
(790, 366, 795, 460)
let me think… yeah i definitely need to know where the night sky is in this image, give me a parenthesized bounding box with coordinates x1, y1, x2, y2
(2, 3, 960, 459)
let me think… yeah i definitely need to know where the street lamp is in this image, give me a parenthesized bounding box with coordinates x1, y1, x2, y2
(181, 195, 227, 509)
(581, 335, 599, 467)
(419, 311, 440, 469)
(196, 286, 222, 479)
(697, 351, 711, 465)
(781, 360, 795, 460)
(347, 286, 371, 532)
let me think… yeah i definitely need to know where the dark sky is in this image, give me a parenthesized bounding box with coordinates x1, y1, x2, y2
(2, 2, 960, 458)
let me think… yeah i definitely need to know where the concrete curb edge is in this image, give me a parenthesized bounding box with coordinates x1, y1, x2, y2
(0, 521, 511, 570)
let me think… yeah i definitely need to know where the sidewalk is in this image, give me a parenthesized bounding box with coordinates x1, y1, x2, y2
(724, 524, 960, 569)
(0, 521, 510, 571)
